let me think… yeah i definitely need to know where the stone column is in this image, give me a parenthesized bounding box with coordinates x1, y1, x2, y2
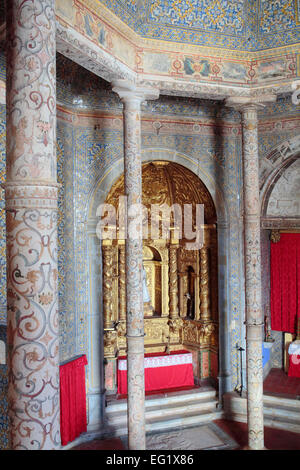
(112, 80, 159, 450)
(226, 95, 276, 450)
(5, 0, 60, 449)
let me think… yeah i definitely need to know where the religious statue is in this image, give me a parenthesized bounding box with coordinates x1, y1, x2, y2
(185, 292, 195, 320)
(143, 266, 154, 316)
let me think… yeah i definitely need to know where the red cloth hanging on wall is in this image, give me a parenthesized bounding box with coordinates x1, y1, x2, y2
(271, 233, 300, 334)
(59, 355, 88, 446)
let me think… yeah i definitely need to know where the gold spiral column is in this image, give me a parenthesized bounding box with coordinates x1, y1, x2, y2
(118, 243, 126, 322)
(168, 238, 181, 345)
(200, 248, 211, 322)
(169, 241, 179, 319)
(103, 240, 114, 330)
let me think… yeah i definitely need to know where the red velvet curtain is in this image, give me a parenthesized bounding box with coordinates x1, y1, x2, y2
(271, 233, 300, 333)
(59, 355, 88, 446)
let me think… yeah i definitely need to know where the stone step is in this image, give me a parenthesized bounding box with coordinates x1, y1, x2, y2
(263, 393, 300, 409)
(105, 387, 221, 437)
(106, 409, 223, 437)
(107, 396, 218, 426)
(223, 392, 300, 434)
(106, 387, 216, 413)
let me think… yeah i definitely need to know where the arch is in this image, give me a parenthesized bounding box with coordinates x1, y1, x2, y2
(87, 149, 228, 224)
(260, 137, 300, 218)
(85, 149, 233, 432)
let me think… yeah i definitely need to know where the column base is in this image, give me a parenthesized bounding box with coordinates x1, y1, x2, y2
(241, 445, 268, 450)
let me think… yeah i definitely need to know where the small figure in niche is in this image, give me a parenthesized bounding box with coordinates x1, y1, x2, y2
(142, 266, 154, 316)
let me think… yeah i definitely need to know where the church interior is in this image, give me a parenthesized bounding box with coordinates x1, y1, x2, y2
(0, 0, 300, 451)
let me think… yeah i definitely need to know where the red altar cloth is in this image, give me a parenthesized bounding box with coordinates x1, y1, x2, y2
(117, 350, 194, 395)
(59, 355, 88, 446)
(288, 354, 300, 378)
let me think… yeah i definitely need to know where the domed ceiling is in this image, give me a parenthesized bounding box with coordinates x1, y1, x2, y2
(106, 161, 217, 224)
(99, 0, 300, 50)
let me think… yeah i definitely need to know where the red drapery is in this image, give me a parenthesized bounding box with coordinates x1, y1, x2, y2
(59, 355, 88, 446)
(271, 233, 300, 334)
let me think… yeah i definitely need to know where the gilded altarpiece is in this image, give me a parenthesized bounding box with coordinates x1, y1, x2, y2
(102, 162, 218, 393)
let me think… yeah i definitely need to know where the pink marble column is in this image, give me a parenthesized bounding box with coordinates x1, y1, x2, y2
(6, 0, 60, 449)
(226, 96, 276, 450)
(112, 80, 159, 450)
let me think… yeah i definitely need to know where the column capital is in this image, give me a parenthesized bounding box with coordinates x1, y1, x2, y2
(225, 94, 277, 112)
(112, 79, 159, 107)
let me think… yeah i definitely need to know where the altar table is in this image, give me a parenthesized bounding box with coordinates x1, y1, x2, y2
(117, 350, 194, 395)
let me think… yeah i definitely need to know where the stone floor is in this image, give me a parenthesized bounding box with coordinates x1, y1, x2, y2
(71, 418, 300, 451)
(264, 368, 300, 398)
(71, 369, 300, 451)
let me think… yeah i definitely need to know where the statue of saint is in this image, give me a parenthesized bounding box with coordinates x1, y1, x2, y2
(142, 266, 151, 303)
(142, 266, 154, 316)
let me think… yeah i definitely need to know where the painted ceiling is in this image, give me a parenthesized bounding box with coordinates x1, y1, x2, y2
(99, 0, 300, 50)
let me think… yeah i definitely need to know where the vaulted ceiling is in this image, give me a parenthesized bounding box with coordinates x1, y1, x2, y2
(99, 0, 300, 51)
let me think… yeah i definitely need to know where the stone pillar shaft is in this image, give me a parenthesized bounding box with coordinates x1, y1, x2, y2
(241, 105, 264, 450)
(226, 94, 276, 450)
(112, 80, 159, 450)
(6, 0, 60, 450)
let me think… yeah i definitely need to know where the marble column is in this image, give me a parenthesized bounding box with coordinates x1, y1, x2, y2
(226, 95, 276, 450)
(112, 80, 159, 450)
(5, 0, 60, 449)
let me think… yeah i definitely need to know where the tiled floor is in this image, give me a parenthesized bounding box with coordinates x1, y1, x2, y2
(264, 368, 300, 398)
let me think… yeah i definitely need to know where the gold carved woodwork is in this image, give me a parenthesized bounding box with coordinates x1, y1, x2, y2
(104, 329, 117, 358)
(200, 248, 211, 321)
(169, 241, 179, 319)
(118, 244, 126, 321)
(182, 320, 217, 347)
(102, 162, 218, 373)
(103, 242, 114, 329)
(270, 229, 281, 243)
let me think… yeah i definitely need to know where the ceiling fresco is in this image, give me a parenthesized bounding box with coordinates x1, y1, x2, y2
(98, 0, 300, 50)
